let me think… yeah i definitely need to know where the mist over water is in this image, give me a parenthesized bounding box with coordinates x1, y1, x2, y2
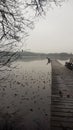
(0, 59, 51, 130)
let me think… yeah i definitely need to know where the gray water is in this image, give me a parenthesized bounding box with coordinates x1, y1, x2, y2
(0, 59, 51, 130)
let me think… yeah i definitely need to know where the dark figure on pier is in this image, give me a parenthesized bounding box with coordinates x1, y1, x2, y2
(46, 57, 50, 64)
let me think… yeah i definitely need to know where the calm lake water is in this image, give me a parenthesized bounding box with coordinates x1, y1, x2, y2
(0, 59, 51, 130)
(58, 59, 69, 65)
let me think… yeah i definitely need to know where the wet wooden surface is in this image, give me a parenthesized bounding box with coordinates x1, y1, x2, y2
(51, 60, 73, 130)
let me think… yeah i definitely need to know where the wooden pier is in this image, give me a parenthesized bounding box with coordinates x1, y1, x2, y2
(51, 60, 73, 130)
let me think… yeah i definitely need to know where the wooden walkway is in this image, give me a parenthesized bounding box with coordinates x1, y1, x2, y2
(51, 60, 73, 130)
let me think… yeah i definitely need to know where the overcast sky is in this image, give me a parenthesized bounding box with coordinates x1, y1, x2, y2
(24, 0, 73, 53)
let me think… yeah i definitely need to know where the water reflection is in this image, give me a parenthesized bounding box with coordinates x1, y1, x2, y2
(0, 59, 51, 130)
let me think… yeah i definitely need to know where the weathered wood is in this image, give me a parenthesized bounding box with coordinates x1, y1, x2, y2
(51, 60, 73, 130)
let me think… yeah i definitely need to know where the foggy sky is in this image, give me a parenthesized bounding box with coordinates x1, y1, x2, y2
(25, 1, 73, 53)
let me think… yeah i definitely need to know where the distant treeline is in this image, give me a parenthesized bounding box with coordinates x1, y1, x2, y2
(19, 52, 73, 60)
(47, 53, 73, 60)
(0, 51, 73, 64)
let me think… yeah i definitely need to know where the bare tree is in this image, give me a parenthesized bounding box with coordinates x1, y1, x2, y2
(0, 0, 65, 66)
(0, 0, 33, 43)
(0, 0, 65, 43)
(25, 0, 65, 15)
(0, 0, 34, 65)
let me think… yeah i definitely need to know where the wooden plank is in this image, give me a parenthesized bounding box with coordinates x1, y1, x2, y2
(51, 60, 73, 130)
